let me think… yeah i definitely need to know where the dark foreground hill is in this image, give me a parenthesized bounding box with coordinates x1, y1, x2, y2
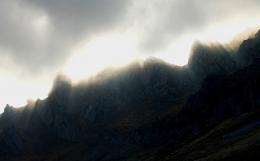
(0, 30, 260, 161)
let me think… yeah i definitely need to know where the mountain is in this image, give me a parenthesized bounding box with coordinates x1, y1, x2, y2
(0, 30, 260, 161)
(188, 42, 238, 82)
(131, 56, 260, 161)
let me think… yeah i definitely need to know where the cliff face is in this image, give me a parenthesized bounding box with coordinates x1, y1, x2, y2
(0, 30, 260, 161)
(237, 30, 260, 65)
(188, 42, 238, 81)
(134, 58, 260, 161)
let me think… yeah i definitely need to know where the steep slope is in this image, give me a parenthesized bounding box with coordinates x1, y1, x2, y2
(237, 30, 260, 66)
(0, 59, 197, 161)
(125, 31, 260, 161)
(188, 42, 238, 81)
(134, 58, 260, 161)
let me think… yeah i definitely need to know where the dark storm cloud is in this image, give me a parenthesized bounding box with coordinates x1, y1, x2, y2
(0, 0, 130, 73)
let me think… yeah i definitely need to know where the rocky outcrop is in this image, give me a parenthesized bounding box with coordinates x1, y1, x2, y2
(237, 29, 260, 66)
(188, 42, 238, 82)
(179, 58, 260, 138)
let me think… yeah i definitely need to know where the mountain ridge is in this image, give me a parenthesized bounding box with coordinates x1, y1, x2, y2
(0, 30, 260, 161)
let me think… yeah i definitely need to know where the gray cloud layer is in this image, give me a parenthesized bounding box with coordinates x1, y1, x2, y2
(26, 0, 130, 39)
(0, 0, 130, 73)
(1, 0, 260, 74)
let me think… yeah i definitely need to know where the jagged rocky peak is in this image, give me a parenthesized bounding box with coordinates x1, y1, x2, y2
(3, 104, 14, 114)
(1, 104, 18, 121)
(237, 29, 260, 65)
(188, 41, 237, 79)
(52, 74, 71, 89)
(255, 29, 260, 38)
(47, 74, 72, 110)
(49, 75, 72, 96)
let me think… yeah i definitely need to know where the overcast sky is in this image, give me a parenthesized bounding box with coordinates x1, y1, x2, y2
(1, 0, 260, 112)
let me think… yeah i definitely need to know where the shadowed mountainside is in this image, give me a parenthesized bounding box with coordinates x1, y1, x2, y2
(0, 30, 260, 161)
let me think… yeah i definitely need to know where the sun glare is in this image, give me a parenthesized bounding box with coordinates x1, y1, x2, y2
(63, 17, 260, 82)
(63, 35, 140, 82)
(197, 18, 260, 44)
(156, 35, 194, 66)
(0, 72, 52, 112)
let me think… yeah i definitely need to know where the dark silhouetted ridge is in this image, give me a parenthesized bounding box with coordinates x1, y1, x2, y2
(1, 30, 260, 161)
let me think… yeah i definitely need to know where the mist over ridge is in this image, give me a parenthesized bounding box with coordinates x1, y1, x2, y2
(1, 28, 258, 113)
(0, 28, 260, 161)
